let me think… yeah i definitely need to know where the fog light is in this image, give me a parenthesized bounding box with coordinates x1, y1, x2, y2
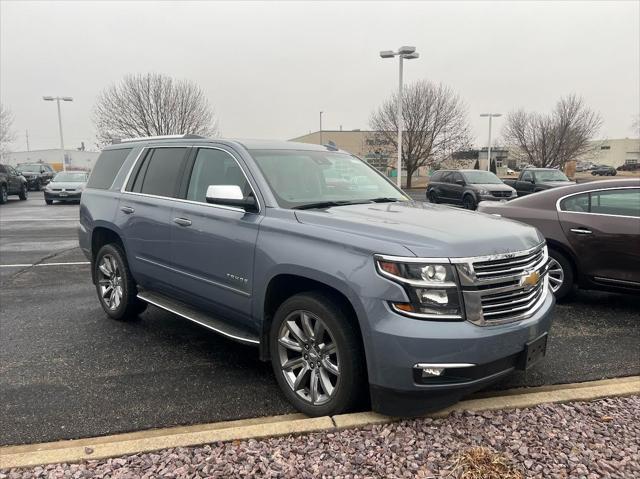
(421, 367, 444, 377)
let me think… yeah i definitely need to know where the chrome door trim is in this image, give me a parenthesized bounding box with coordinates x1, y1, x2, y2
(120, 144, 262, 215)
(555, 185, 640, 220)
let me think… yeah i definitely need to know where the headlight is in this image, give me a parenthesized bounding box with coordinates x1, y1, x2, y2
(375, 256, 463, 320)
(477, 189, 490, 196)
(44, 183, 53, 191)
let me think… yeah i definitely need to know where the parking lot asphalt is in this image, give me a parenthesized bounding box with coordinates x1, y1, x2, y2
(1, 192, 639, 445)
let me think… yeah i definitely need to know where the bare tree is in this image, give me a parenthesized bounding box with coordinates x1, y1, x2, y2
(0, 103, 16, 157)
(369, 80, 471, 188)
(93, 73, 218, 144)
(503, 95, 602, 168)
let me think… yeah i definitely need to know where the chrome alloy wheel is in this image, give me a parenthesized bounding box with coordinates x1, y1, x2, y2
(547, 257, 565, 293)
(277, 310, 340, 406)
(97, 254, 124, 310)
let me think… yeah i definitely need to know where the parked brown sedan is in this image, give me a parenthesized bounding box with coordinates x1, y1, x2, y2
(477, 179, 640, 299)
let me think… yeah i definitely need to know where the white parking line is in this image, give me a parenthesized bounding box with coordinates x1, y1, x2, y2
(0, 218, 79, 222)
(0, 261, 90, 268)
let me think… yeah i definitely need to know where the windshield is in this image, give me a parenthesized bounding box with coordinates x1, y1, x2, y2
(19, 164, 44, 173)
(53, 172, 88, 182)
(462, 170, 503, 184)
(535, 170, 569, 182)
(249, 150, 408, 209)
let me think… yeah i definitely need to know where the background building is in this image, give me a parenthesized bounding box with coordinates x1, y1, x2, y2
(578, 138, 640, 167)
(1, 148, 99, 171)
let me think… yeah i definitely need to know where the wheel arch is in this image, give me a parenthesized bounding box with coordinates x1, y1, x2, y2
(545, 238, 579, 279)
(259, 272, 367, 369)
(90, 225, 127, 284)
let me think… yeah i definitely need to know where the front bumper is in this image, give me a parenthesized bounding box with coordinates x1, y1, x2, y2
(25, 177, 48, 188)
(478, 194, 516, 202)
(364, 290, 554, 416)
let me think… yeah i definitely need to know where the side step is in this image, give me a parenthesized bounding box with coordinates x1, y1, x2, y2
(137, 290, 260, 346)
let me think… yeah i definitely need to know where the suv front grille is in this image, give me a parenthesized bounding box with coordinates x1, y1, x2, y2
(490, 191, 511, 198)
(454, 244, 549, 326)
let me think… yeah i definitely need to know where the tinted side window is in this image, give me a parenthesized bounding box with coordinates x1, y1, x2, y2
(441, 172, 453, 183)
(452, 173, 464, 184)
(431, 171, 442, 182)
(560, 193, 589, 212)
(521, 171, 533, 182)
(138, 148, 189, 198)
(186, 148, 251, 203)
(0, 165, 6, 174)
(590, 189, 640, 217)
(87, 148, 132, 189)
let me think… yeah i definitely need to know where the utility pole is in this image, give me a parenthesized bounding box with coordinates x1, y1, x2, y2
(480, 113, 502, 172)
(319, 111, 323, 145)
(25, 130, 30, 151)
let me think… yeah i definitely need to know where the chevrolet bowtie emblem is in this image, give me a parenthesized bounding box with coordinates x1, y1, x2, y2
(521, 270, 540, 288)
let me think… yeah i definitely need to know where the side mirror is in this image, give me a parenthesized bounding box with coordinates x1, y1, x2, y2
(205, 185, 257, 212)
(455, 179, 465, 186)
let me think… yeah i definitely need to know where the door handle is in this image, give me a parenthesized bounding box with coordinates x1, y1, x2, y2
(570, 227, 592, 235)
(173, 217, 192, 227)
(120, 206, 135, 214)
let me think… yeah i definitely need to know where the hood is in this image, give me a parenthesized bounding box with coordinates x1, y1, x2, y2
(48, 181, 85, 190)
(536, 180, 574, 188)
(294, 201, 543, 258)
(471, 183, 515, 191)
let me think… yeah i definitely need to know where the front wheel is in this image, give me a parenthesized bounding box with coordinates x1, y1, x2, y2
(45, 199, 53, 205)
(94, 243, 147, 320)
(0, 184, 7, 204)
(427, 190, 439, 203)
(548, 248, 574, 300)
(270, 292, 366, 417)
(19, 184, 28, 200)
(463, 194, 477, 210)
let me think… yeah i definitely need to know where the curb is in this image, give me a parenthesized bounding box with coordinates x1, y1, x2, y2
(2, 376, 638, 469)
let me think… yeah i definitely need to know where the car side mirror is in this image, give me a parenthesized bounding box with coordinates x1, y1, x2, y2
(455, 179, 465, 186)
(205, 185, 257, 212)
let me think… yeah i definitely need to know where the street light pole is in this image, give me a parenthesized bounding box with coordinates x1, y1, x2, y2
(380, 46, 419, 188)
(319, 111, 323, 146)
(480, 113, 502, 172)
(43, 96, 73, 172)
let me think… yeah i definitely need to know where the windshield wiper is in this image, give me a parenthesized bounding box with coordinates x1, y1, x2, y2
(367, 197, 404, 203)
(292, 200, 371, 210)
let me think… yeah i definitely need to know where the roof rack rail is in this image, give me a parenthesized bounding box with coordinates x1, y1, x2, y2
(119, 134, 206, 143)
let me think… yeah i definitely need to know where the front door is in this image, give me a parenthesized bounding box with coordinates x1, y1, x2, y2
(170, 146, 262, 331)
(558, 187, 640, 285)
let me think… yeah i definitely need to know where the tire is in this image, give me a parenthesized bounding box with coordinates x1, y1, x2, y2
(462, 194, 476, 210)
(427, 189, 438, 203)
(45, 199, 53, 205)
(0, 184, 7, 204)
(269, 291, 366, 417)
(94, 243, 147, 320)
(547, 248, 574, 300)
(18, 184, 28, 200)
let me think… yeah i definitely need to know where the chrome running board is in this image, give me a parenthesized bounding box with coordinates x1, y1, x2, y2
(137, 290, 260, 346)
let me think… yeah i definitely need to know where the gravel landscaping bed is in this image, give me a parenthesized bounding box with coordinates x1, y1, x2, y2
(3, 396, 638, 478)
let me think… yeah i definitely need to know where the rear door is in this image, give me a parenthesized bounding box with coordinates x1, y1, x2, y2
(7, 166, 22, 193)
(117, 146, 190, 291)
(438, 172, 454, 201)
(449, 172, 465, 204)
(558, 187, 640, 285)
(170, 146, 262, 330)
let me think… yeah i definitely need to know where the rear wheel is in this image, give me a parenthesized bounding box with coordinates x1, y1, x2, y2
(0, 184, 7, 204)
(270, 292, 366, 417)
(548, 248, 574, 300)
(18, 184, 28, 200)
(463, 194, 476, 210)
(94, 243, 147, 320)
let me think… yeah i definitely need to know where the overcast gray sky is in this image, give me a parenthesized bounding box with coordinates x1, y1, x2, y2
(1, 0, 638, 152)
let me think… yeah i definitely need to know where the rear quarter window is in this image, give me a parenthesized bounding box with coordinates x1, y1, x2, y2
(86, 148, 132, 189)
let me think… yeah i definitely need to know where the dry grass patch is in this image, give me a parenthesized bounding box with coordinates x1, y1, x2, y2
(447, 447, 523, 479)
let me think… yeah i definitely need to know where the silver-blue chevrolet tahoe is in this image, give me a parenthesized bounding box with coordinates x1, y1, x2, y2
(79, 135, 554, 417)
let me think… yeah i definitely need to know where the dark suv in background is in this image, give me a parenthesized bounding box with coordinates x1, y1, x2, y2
(79, 135, 554, 417)
(16, 162, 56, 190)
(426, 169, 516, 209)
(0, 163, 28, 203)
